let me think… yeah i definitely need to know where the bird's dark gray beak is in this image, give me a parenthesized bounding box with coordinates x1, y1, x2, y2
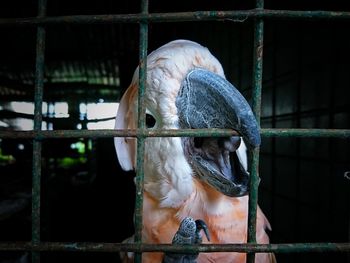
(176, 68, 261, 197)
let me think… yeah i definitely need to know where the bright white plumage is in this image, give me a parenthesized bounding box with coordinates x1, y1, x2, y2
(115, 39, 275, 263)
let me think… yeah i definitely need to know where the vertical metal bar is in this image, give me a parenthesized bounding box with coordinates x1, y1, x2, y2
(32, 0, 47, 263)
(294, 28, 303, 243)
(134, 0, 149, 262)
(270, 27, 277, 243)
(247, 0, 264, 262)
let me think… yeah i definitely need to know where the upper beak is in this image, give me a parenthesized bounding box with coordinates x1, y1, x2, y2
(175, 68, 261, 197)
(176, 68, 260, 149)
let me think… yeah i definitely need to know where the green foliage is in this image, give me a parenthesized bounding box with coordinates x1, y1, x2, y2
(0, 148, 15, 165)
(57, 156, 87, 169)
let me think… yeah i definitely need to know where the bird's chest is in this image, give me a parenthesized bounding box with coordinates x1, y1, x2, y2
(141, 191, 249, 263)
(142, 190, 248, 245)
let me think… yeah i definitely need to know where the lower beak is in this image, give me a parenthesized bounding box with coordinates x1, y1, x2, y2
(176, 68, 260, 197)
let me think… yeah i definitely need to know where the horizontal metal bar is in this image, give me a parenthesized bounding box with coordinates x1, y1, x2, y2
(262, 128, 350, 138)
(0, 129, 239, 139)
(1, 9, 350, 26)
(0, 242, 349, 253)
(0, 128, 349, 139)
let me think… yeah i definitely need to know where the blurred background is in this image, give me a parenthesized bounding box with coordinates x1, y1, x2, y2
(0, 1, 349, 262)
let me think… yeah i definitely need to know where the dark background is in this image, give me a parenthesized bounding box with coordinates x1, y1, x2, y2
(0, 1, 349, 262)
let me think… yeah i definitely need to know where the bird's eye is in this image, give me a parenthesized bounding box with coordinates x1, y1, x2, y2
(146, 113, 156, 128)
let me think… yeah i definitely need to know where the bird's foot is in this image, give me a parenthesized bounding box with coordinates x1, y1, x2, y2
(162, 217, 210, 263)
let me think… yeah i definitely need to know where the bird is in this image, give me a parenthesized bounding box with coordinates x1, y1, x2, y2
(114, 39, 276, 263)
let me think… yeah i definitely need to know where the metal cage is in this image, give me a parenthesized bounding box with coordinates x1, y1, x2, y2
(0, 0, 349, 263)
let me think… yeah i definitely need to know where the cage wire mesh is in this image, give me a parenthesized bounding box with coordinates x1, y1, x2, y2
(0, 1, 349, 263)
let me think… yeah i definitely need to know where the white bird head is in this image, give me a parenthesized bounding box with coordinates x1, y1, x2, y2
(114, 39, 260, 208)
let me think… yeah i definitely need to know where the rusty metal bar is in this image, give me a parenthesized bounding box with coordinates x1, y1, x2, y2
(133, 1, 149, 262)
(0, 129, 239, 138)
(1, 10, 350, 26)
(0, 128, 349, 139)
(247, 0, 264, 262)
(261, 128, 350, 138)
(247, 0, 264, 263)
(0, 241, 349, 253)
(31, 1, 47, 263)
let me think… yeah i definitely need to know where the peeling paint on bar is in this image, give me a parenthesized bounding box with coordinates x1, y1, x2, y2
(0, 242, 349, 253)
(261, 128, 350, 138)
(133, 1, 149, 262)
(247, 2, 265, 263)
(0, 129, 349, 139)
(1, 10, 350, 26)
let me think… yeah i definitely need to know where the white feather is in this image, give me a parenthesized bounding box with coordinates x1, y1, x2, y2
(114, 39, 226, 207)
